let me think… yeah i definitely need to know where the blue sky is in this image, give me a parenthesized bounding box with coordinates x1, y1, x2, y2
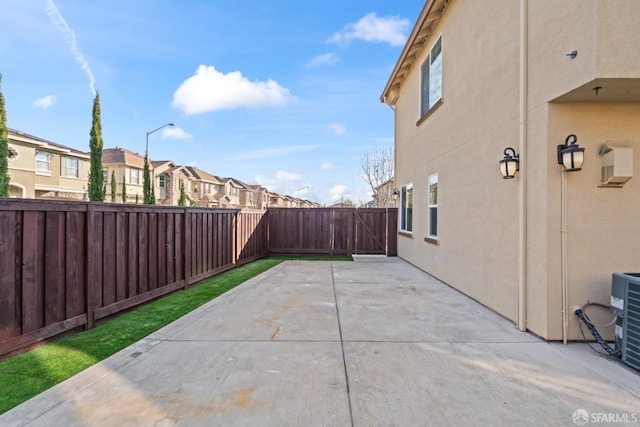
(1, 0, 420, 206)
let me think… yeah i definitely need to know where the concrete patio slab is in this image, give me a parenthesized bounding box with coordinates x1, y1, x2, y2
(2, 259, 638, 427)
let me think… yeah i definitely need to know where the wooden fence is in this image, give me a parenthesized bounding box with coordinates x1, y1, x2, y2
(268, 208, 397, 256)
(0, 199, 268, 358)
(0, 202, 396, 358)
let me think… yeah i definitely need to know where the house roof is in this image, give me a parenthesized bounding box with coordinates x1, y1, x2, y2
(184, 166, 225, 184)
(8, 128, 90, 158)
(380, 0, 447, 106)
(102, 147, 147, 168)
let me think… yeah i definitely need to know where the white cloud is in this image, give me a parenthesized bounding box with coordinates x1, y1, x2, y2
(306, 53, 339, 67)
(254, 170, 303, 194)
(161, 127, 192, 140)
(234, 144, 324, 161)
(330, 184, 348, 199)
(328, 123, 346, 135)
(33, 95, 57, 108)
(321, 162, 335, 171)
(45, 0, 96, 95)
(172, 65, 294, 115)
(328, 13, 410, 47)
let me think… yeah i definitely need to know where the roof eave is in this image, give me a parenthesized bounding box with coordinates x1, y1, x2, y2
(380, 0, 445, 106)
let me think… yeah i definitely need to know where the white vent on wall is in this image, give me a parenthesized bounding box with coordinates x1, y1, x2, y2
(599, 143, 633, 187)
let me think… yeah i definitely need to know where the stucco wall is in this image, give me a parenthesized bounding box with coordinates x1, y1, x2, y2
(545, 102, 640, 340)
(394, 0, 521, 322)
(392, 0, 640, 340)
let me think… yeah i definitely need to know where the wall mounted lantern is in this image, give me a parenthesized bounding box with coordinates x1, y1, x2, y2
(392, 188, 399, 200)
(557, 134, 585, 172)
(499, 147, 520, 179)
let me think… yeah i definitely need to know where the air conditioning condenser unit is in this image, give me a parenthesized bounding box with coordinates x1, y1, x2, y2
(611, 272, 640, 370)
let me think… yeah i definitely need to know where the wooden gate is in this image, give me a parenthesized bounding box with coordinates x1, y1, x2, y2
(267, 208, 397, 256)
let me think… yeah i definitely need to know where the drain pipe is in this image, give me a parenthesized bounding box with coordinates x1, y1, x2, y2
(561, 168, 568, 344)
(517, 0, 529, 332)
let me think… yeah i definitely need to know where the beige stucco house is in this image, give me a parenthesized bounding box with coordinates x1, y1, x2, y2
(102, 147, 148, 203)
(7, 129, 90, 200)
(382, 0, 640, 341)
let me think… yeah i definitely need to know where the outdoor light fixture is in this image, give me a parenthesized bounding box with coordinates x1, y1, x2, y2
(499, 147, 519, 179)
(392, 188, 399, 200)
(557, 134, 585, 172)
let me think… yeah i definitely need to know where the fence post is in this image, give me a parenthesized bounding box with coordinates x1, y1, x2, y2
(85, 203, 95, 330)
(183, 208, 191, 288)
(234, 210, 239, 265)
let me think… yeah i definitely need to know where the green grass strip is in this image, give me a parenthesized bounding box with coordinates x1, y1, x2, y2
(0, 255, 351, 414)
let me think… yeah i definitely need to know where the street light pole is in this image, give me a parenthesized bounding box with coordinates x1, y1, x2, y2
(143, 122, 175, 204)
(297, 186, 309, 207)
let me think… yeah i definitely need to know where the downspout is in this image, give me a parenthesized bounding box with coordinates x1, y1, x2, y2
(561, 169, 568, 344)
(517, 0, 528, 332)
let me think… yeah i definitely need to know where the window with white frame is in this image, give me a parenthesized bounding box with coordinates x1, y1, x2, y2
(400, 183, 413, 233)
(428, 174, 438, 238)
(159, 174, 166, 188)
(420, 35, 443, 117)
(63, 157, 80, 178)
(130, 168, 140, 185)
(205, 183, 210, 194)
(35, 150, 50, 172)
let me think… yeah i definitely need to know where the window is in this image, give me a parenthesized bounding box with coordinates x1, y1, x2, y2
(400, 183, 413, 233)
(36, 150, 50, 172)
(420, 35, 443, 116)
(205, 183, 210, 194)
(193, 183, 199, 193)
(63, 157, 80, 178)
(102, 169, 108, 181)
(159, 174, 166, 188)
(130, 168, 140, 185)
(428, 174, 438, 238)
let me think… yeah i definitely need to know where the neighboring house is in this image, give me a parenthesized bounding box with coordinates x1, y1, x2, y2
(7, 129, 89, 200)
(184, 166, 226, 208)
(381, 0, 640, 341)
(102, 148, 148, 203)
(374, 177, 397, 208)
(153, 161, 198, 206)
(243, 183, 269, 210)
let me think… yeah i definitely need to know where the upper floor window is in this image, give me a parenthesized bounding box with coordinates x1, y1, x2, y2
(193, 183, 199, 193)
(130, 168, 140, 185)
(159, 174, 166, 188)
(420, 35, 442, 117)
(400, 183, 413, 233)
(205, 183, 210, 194)
(428, 174, 438, 238)
(63, 157, 80, 178)
(36, 150, 50, 172)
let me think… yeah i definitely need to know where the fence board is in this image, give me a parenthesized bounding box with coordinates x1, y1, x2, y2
(65, 211, 85, 318)
(0, 211, 19, 341)
(45, 212, 66, 324)
(21, 211, 45, 333)
(102, 212, 116, 306)
(116, 212, 128, 300)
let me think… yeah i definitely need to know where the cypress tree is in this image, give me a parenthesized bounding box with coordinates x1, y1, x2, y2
(110, 170, 116, 202)
(121, 179, 127, 203)
(87, 92, 105, 201)
(178, 181, 186, 206)
(143, 157, 151, 204)
(0, 73, 10, 197)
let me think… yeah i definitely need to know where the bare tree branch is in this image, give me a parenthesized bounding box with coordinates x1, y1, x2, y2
(359, 147, 394, 207)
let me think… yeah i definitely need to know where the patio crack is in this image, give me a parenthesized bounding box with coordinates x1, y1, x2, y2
(331, 261, 355, 427)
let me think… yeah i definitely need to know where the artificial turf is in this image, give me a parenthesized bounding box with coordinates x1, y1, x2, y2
(0, 255, 351, 414)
